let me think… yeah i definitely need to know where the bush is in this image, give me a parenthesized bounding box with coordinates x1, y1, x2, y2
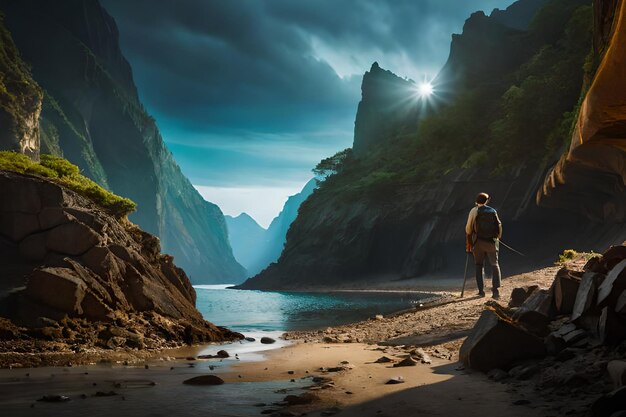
(0, 151, 136, 217)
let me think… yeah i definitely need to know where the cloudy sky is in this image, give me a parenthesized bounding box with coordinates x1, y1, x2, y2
(102, 0, 514, 227)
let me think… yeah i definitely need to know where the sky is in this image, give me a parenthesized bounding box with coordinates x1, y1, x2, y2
(102, 0, 515, 227)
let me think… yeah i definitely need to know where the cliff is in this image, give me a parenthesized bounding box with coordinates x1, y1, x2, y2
(240, 0, 601, 290)
(225, 213, 267, 275)
(227, 179, 317, 277)
(538, 0, 626, 221)
(0, 169, 241, 351)
(0, 0, 245, 284)
(0, 15, 42, 160)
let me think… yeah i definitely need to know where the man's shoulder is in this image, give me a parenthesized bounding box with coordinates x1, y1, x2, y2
(478, 205, 497, 213)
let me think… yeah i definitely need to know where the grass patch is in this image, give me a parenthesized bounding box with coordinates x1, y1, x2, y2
(0, 151, 136, 217)
(555, 249, 600, 265)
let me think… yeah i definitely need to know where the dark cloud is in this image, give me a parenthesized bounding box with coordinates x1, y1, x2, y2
(100, 0, 515, 195)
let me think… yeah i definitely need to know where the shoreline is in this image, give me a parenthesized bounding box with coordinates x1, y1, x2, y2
(0, 262, 604, 416)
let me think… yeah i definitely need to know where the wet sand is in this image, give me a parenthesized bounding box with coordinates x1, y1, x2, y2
(0, 264, 568, 417)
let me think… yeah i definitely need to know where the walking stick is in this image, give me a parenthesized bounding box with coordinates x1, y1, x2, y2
(461, 253, 469, 298)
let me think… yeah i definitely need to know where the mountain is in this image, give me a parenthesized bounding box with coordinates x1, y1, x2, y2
(226, 179, 317, 277)
(225, 213, 267, 275)
(0, 15, 42, 160)
(239, 0, 609, 290)
(0, 0, 246, 284)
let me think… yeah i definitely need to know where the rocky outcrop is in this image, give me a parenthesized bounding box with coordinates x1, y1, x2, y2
(353, 63, 419, 156)
(0, 16, 42, 160)
(0, 0, 246, 284)
(462, 244, 626, 373)
(0, 171, 240, 348)
(539, 0, 626, 221)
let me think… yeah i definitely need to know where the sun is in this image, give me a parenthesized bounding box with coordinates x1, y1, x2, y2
(418, 82, 434, 97)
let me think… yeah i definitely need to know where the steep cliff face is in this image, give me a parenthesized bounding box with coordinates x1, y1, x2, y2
(0, 0, 245, 283)
(0, 16, 42, 160)
(225, 213, 267, 275)
(240, 0, 598, 290)
(0, 170, 241, 349)
(539, 0, 626, 221)
(353, 63, 419, 156)
(227, 179, 317, 277)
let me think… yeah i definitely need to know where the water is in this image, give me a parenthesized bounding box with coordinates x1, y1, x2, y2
(0, 286, 439, 417)
(195, 285, 436, 333)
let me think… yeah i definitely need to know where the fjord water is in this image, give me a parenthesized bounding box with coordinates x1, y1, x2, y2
(194, 285, 435, 333)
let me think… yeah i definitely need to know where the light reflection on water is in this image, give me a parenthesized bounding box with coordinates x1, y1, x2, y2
(194, 285, 435, 332)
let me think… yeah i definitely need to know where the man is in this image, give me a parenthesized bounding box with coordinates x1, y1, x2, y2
(465, 192, 502, 298)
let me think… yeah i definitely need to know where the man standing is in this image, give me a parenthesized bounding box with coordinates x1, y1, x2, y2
(465, 192, 502, 298)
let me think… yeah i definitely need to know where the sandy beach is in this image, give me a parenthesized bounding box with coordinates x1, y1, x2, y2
(3, 263, 602, 417)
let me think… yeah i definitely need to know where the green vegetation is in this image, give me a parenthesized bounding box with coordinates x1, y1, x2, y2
(0, 14, 42, 146)
(555, 249, 600, 265)
(313, 148, 353, 179)
(312, 0, 593, 204)
(0, 151, 136, 217)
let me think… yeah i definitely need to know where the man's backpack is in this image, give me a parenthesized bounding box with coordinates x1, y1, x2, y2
(475, 206, 499, 240)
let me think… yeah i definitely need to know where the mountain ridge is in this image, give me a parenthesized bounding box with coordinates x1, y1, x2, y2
(0, 0, 246, 284)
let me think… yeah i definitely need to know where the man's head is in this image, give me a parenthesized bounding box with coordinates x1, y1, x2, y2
(476, 192, 490, 205)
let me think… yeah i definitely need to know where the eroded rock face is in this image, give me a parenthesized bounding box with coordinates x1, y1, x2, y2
(0, 171, 240, 346)
(539, 0, 626, 221)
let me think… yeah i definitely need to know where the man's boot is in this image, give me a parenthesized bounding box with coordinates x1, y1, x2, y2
(492, 288, 500, 299)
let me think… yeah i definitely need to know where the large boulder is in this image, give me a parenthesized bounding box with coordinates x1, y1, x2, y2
(554, 268, 581, 315)
(0, 171, 241, 348)
(460, 309, 546, 371)
(572, 271, 605, 321)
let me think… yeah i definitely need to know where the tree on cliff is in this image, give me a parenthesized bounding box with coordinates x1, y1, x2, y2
(313, 148, 353, 181)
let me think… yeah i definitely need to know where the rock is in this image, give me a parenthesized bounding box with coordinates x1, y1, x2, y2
(508, 363, 540, 380)
(374, 356, 393, 363)
(37, 395, 70, 402)
(38, 207, 73, 230)
(598, 259, 626, 308)
(487, 368, 508, 381)
(414, 348, 432, 364)
(554, 268, 581, 315)
(245, 337, 256, 342)
(599, 307, 626, 344)
(46, 222, 100, 255)
(509, 285, 539, 308)
(393, 357, 418, 367)
(545, 324, 588, 354)
(18, 232, 47, 261)
(283, 393, 318, 405)
(607, 361, 626, 389)
(25, 268, 87, 316)
(600, 246, 626, 273)
(260, 337, 276, 344)
(591, 387, 626, 417)
(182, 375, 224, 385)
(216, 350, 229, 358)
(460, 309, 546, 372)
(0, 212, 39, 241)
(385, 377, 405, 384)
(513, 289, 555, 335)
(374, 315, 384, 320)
(572, 272, 604, 321)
